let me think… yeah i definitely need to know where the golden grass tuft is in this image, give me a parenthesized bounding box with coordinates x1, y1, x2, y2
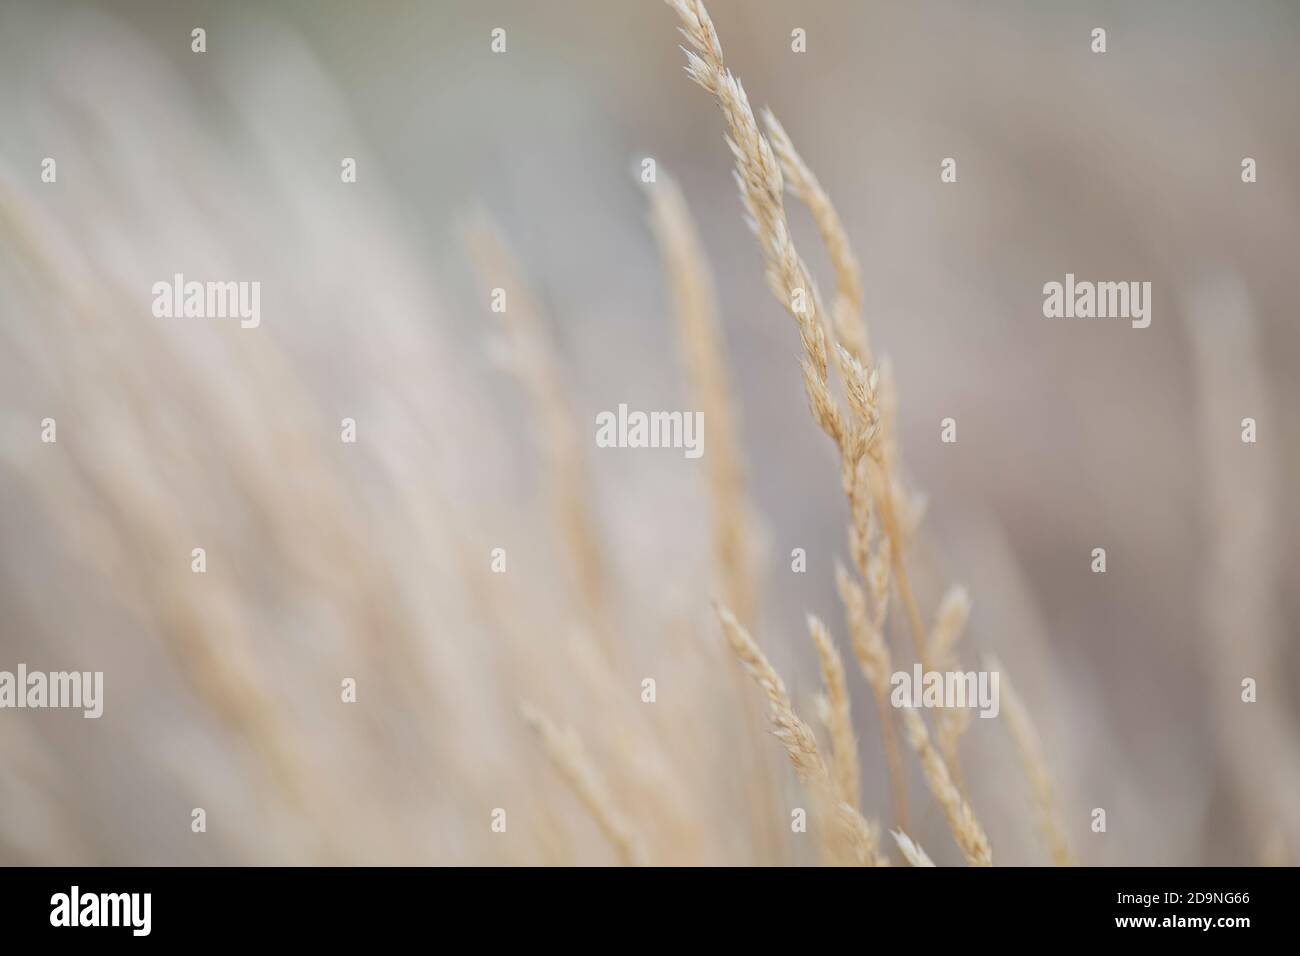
(666, 0, 1000, 858)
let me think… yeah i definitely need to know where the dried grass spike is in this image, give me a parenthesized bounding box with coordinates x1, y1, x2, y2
(900, 706, 992, 866)
(808, 613, 860, 809)
(520, 702, 646, 866)
(891, 829, 936, 867)
(716, 605, 885, 865)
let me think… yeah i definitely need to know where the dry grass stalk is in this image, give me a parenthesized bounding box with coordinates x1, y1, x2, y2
(766, 111, 912, 529)
(758, 105, 931, 676)
(868, 357, 931, 581)
(564, 629, 716, 864)
(0, 185, 364, 860)
(930, 585, 973, 792)
(646, 171, 781, 862)
(930, 585, 972, 667)
(647, 173, 759, 625)
(900, 706, 993, 866)
(761, 110, 867, 364)
(716, 606, 885, 865)
(520, 702, 646, 866)
(666, 0, 931, 831)
(665, 0, 843, 449)
(986, 655, 1076, 866)
(891, 829, 936, 867)
(464, 217, 611, 640)
(835, 561, 907, 829)
(807, 614, 860, 809)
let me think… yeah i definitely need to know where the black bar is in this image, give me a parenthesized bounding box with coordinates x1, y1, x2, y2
(0, 866, 1284, 942)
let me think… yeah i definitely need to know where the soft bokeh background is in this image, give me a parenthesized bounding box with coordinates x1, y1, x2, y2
(1, 0, 1297, 865)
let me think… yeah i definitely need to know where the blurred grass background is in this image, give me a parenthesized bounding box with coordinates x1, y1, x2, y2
(1, 0, 1297, 865)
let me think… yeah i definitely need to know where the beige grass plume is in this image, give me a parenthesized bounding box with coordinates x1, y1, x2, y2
(646, 169, 781, 862)
(520, 702, 646, 866)
(836, 560, 908, 830)
(563, 629, 715, 865)
(758, 96, 930, 677)
(665, 0, 840, 447)
(761, 110, 867, 365)
(891, 829, 936, 867)
(646, 172, 759, 626)
(930, 585, 973, 793)
(986, 655, 1076, 866)
(464, 217, 612, 641)
(807, 613, 860, 810)
(900, 706, 993, 866)
(666, 0, 928, 830)
(716, 605, 885, 865)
